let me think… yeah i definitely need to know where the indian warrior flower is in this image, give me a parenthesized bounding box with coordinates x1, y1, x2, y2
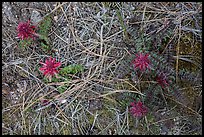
(129, 101, 148, 118)
(17, 20, 36, 40)
(39, 57, 61, 80)
(132, 53, 150, 71)
(156, 72, 169, 88)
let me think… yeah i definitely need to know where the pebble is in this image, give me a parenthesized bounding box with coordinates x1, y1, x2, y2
(31, 10, 42, 25)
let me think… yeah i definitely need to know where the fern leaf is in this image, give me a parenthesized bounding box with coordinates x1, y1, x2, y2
(59, 64, 84, 76)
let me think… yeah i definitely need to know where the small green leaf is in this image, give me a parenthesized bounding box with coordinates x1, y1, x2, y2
(59, 64, 84, 76)
(38, 15, 52, 37)
(43, 76, 59, 83)
(19, 38, 33, 48)
(41, 42, 50, 52)
(57, 85, 69, 94)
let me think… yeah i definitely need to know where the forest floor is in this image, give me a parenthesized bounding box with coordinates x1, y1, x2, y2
(2, 2, 202, 135)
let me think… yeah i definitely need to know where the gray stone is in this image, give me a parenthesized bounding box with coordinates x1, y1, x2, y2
(31, 10, 42, 25)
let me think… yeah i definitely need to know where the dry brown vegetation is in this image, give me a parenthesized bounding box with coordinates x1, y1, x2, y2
(2, 2, 202, 135)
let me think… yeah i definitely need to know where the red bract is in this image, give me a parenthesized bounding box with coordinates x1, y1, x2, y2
(41, 99, 49, 106)
(129, 101, 148, 118)
(17, 20, 36, 40)
(132, 53, 150, 71)
(156, 72, 169, 88)
(39, 57, 61, 79)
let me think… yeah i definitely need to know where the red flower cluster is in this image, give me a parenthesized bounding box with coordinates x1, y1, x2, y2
(129, 101, 148, 118)
(17, 20, 36, 40)
(156, 72, 169, 88)
(39, 57, 61, 79)
(132, 53, 150, 71)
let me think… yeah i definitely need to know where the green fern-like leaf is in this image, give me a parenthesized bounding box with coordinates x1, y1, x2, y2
(38, 15, 52, 37)
(19, 38, 33, 48)
(43, 76, 59, 83)
(117, 92, 140, 109)
(38, 15, 52, 52)
(41, 42, 51, 52)
(57, 84, 69, 94)
(59, 64, 84, 76)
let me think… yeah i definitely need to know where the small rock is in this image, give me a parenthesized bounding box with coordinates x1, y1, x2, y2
(54, 16, 58, 22)
(61, 99, 67, 104)
(31, 10, 42, 25)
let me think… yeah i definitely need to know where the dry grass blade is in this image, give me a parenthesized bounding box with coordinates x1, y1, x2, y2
(2, 2, 202, 135)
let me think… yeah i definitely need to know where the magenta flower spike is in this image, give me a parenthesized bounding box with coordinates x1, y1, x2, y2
(132, 53, 151, 71)
(39, 57, 61, 80)
(129, 101, 148, 118)
(156, 72, 169, 88)
(17, 20, 36, 40)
